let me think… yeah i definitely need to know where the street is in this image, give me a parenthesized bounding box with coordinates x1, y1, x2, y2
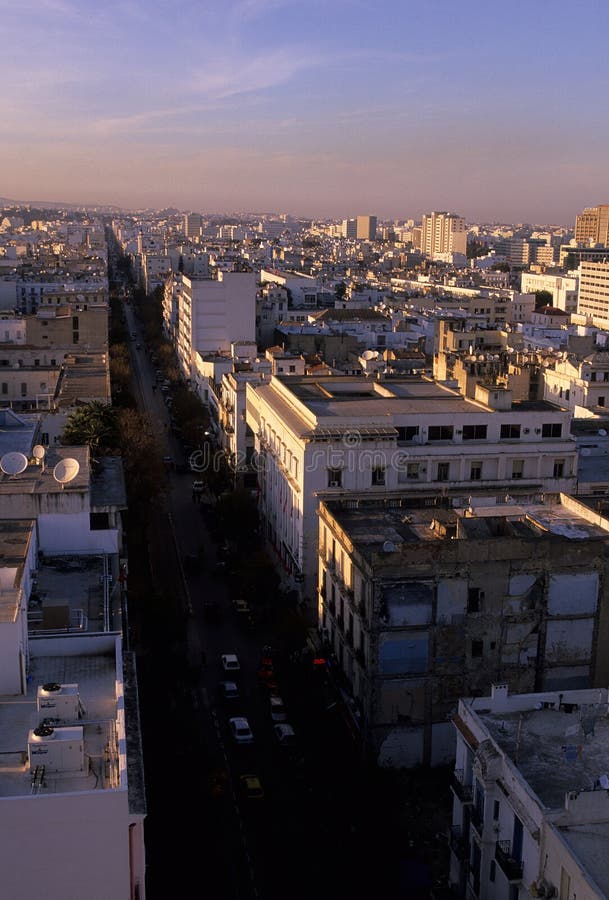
(122, 302, 452, 900)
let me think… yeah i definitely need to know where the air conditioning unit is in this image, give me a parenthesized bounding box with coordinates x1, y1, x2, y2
(523, 427, 530, 433)
(28, 725, 85, 774)
(37, 683, 80, 724)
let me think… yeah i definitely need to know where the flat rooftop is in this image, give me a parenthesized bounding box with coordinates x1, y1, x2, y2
(0, 445, 89, 496)
(479, 703, 609, 895)
(322, 496, 609, 559)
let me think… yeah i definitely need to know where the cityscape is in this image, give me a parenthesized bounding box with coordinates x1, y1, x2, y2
(0, 201, 609, 900)
(4, 2, 609, 899)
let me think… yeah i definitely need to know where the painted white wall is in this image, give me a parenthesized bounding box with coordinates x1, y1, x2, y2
(38, 512, 119, 554)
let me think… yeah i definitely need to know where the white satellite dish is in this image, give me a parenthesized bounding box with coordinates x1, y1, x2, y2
(599, 429, 608, 437)
(32, 445, 45, 461)
(53, 457, 80, 487)
(382, 540, 397, 553)
(361, 350, 375, 360)
(0, 451, 28, 476)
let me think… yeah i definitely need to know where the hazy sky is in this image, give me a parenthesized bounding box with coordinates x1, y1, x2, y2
(2, 0, 608, 222)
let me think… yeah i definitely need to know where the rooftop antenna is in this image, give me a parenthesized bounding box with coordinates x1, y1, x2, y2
(0, 451, 29, 477)
(52, 457, 80, 490)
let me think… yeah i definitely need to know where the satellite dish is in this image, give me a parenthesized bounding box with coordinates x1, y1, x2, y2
(53, 457, 80, 487)
(0, 451, 28, 476)
(382, 540, 397, 553)
(362, 350, 375, 360)
(32, 445, 45, 461)
(599, 429, 608, 437)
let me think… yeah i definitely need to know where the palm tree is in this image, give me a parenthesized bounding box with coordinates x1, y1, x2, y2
(60, 401, 120, 458)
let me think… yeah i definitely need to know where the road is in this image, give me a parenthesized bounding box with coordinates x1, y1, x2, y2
(121, 300, 451, 900)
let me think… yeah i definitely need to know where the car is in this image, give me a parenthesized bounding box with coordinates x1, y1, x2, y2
(221, 653, 240, 673)
(218, 680, 239, 700)
(269, 694, 287, 723)
(274, 723, 297, 749)
(239, 774, 264, 799)
(257, 656, 275, 682)
(229, 716, 253, 744)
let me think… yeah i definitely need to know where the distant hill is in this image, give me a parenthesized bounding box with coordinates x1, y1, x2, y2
(0, 196, 124, 212)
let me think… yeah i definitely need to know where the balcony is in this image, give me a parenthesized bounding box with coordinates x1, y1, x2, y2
(495, 841, 523, 882)
(450, 769, 473, 804)
(449, 825, 469, 861)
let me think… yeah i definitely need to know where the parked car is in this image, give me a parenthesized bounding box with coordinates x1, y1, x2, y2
(229, 716, 253, 744)
(239, 774, 264, 799)
(218, 681, 239, 701)
(269, 694, 287, 723)
(221, 653, 240, 673)
(274, 723, 297, 750)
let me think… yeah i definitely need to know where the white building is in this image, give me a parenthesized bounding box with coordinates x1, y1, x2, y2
(577, 261, 609, 327)
(173, 270, 257, 381)
(520, 272, 579, 314)
(450, 683, 609, 900)
(421, 211, 467, 259)
(245, 375, 577, 600)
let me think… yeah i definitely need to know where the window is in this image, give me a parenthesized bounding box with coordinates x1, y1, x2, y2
(1, 382, 6, 395)
(512, 459, 524, 479)
(553, 459, 565, 478)
(72, 331, 79, 344)
(468, 588, 481, 613)
(542, 423, 562, 438)
(407, 463, 419, 480)
(462, 424, 487, 440)
(500, 423, 521, 439)
(437, 462, 449, 481)
(396, 425, 419, 442)
(470, 461, 482, 481)
(599, 396, 605, 407)
(493, 800, 500, 820)
(471, 640, 483, 658)
(327, 468, 342, 488)
(289, 365, 295, 373)
(90, 512, 110, 530)
(428, 425, 454, 441)
(372, 466, 385, 486)
(490, 861, 496, 883)
(20, 382, 27, 397)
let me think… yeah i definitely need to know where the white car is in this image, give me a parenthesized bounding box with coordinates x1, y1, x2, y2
(269, 694, 287, 723)
(221, 653, 240, 673)
(229, 716, 253, 744)
(274, 723, 297, 749)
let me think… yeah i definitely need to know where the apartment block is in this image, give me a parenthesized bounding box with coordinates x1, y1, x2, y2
(245, 374, 577, 600)
(575, 204, 609, 246)
(450, 683, 609, 899)
(421, 211, 467, 259)
(318, 494, 609, 769)
(577, 261, 609, 326)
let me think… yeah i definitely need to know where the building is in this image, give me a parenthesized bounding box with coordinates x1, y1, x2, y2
(172, 269, 256, 381)
(577, 261, 609, 326)
(450, 682, 609, 899)
(356, 215, 377, 241)
(342, 218, 357, 239)
(245, 374, 577, 600)
(183, 212, 202, 238)
(575, 204, 609, 246)
(421, 212, 467, 260)
(520, 272, 579, 314)
(318, 494, 609, 769)
(543, 350, 609, 414)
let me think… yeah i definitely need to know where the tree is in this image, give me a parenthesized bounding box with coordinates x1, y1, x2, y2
(534, 290, 553, 309)
(61, 401, 120, 458)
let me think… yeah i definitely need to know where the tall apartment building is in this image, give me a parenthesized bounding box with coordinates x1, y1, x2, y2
(356, 215, 377, 241)
(173, 269, 256, 380)
(318, 494, 609, 768)
(183, 212, 202, 238)
(577, 260, 609, 326)
(575, 204, 609, 246)
(342, 218, 357, 239)
(421, 211, 467, 259)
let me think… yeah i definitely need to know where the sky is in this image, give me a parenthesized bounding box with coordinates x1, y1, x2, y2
(1, 0, 609, 223)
